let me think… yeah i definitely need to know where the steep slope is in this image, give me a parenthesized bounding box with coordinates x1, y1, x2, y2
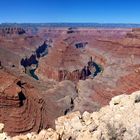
(0, 69, 77, 136)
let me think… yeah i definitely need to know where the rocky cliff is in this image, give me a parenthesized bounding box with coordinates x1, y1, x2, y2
(0, 27, 25, 35)
(1, 90, 140, 140)
(0, 68, 77, 136)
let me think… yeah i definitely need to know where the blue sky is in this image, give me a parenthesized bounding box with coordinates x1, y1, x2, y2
(0, 0, 140, 23)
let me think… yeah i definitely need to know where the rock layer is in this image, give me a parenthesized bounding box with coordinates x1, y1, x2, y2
(0, 27, 25, 35)
(1, 90, 140, 140)
(0, 69, 77, 136)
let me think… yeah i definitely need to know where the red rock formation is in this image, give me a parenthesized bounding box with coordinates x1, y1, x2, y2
(0, 69, 77, 136)
(0, 27, 25, 36)
(36, 35, 105, 82)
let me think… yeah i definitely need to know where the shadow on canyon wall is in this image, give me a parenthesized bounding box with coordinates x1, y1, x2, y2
(20, 41, 50, 80)
(80, 57, 102, 80)
(20, 39, 102, 81)
(75, 42, 88, 49)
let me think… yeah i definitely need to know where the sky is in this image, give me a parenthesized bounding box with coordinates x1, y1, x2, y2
(0, 0, 140, 23)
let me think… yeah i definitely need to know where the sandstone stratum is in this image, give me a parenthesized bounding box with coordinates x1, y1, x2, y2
(1, 90, 140, 140)
(0, 68, 77, 136)
(0, 26, 140, 138)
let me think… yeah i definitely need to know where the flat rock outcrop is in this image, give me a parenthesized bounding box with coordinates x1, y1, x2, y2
(1, 90, 140, 140)
(55, 91, 140, 140)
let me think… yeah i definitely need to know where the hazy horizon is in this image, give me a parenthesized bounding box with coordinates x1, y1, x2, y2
(1, 22, 140, 24)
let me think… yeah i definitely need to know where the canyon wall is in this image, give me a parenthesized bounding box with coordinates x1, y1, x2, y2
(0, 69, 77, 136)
(1, 90, 140, 140)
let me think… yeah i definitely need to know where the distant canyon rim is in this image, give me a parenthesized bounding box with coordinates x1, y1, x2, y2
(0, 25, 140, 136)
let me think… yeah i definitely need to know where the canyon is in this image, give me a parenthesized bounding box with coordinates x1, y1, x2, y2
(0, 25, 140, 138)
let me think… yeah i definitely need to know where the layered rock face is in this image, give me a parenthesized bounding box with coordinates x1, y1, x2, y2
(126, 28, 140, 38)
(0, 69, 77, 136)
(1, 90, 140, 140)
(0, 27, 25, 35)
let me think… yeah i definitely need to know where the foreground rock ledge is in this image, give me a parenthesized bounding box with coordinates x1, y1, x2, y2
(1, 90, 140, 140)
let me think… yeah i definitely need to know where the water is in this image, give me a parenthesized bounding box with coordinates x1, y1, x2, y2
(29, 69, 39, 80)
